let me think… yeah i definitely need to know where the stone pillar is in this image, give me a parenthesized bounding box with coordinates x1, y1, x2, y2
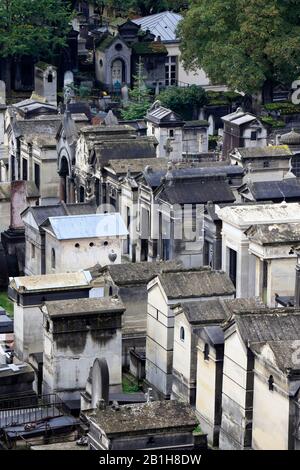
(59, 175, 66, 202)
(295, 259, 300, 308)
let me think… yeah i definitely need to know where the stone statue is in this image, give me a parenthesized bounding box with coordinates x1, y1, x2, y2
(0, 81, 6, 105)
(121, 84, 129, 104)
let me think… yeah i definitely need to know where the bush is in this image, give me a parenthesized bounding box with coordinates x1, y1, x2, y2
(158, 85, 207, 120)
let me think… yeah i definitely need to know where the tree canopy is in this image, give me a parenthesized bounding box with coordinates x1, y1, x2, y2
(158, 85, 207, 120)
(178, 0, 300, 95)
(0, 0, 73, 60)
(92, 0, 188, 16)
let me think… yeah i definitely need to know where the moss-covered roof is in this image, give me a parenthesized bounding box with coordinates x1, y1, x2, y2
(132, 41, 167, 55)
(97, 35, 117, 52)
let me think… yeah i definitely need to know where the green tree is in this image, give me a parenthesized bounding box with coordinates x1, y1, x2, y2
(158, 85, 207, 120)
(178, 0, 300, 98)
(93, 0, 188, 17)
(0, 0, 73, 59)
(121, 59, 151, 120)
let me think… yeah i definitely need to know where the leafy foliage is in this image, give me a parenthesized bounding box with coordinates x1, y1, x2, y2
(178, 0, 300, 94)
(95, 0, 188, 16)
(0, 0, 73, 60)
(121, 59, 151, 120)
(158, 85, 207, 120)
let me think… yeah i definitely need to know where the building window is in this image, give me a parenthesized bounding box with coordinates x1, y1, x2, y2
(180, 326, 185, 342)
(250, 131, 257, 141)
(204, 343, 210, 361)
(263, 161, 270, 168)
(79, 186, 85, 203)
(34, 163, 40, 189)
(165, 56, 177, 86)
(48, 73, 53, 83)
(169, 129, 174, 138)
(115, 43, 123, 51)
(268, 375, 274, 391)
(228, 247, 237, 287)
(152, 126, 155, 135)
(22, 158, 28, 181)
(75, 243, 80, 248)
(89, 242, 94, 247)
(31, 243, 35, 259)
(104, 241, 108, 246)
(51, 248, 56, 269)
(109, 286, 113, 296)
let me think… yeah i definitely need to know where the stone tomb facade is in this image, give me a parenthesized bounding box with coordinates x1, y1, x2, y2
(42, 297, 125, 401)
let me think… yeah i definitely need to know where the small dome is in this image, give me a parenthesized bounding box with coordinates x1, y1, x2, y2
(280, 128, 300, 145)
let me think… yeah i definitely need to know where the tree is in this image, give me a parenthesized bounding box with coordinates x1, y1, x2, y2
(178, 0, 300, 98)
(158, 85, 207, 120)
(92, 0, 188, 17)
(0, 0, 73, 60)
(121, 59, 151, 120)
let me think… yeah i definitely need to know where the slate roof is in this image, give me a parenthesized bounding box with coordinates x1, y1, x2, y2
(235, 145, 293, 159)
(157, 177, 235, 204)
(177, 297, 264, 325)
(14, 119, 61, 139)
(104, 158, 167, 176)
(246, 222, 300, 244)
(43, 296, 125, 318)
(22, 201, 97, 227)
(93, 139, 156, 163)
(85, 400, 198, 435)
(157, 268, 235, 299)
(142, 165, 243, 188)
(233, 311, 300, 345)
(248, 178, 300, 201)
(95, 260, 184, 286)
(133, 11, 182, 42)
(251, 340, 300, 373)
(44, 213, 128, 240)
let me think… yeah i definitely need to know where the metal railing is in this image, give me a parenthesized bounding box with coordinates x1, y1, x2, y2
(0, 394, 68, 428)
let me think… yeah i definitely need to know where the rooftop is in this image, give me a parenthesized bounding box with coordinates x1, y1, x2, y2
(251, 340, 300, 374)
(94, 260, 184, 286)
(22, 201, 97, 227)
(231, 310, 300, 345)
(9, 271, 92, 293)
(222, 109, 258, 125)
(42, 296, 125, 318)
(243, 178, 300, 201)
(43, 213, 128, 240)
(216, 202, 300, 227)
(85, 400, 198, 435)
(234, 145, 293, 159)
(104, 158, 167, 176)
(133, 11, 182, 42)
(146, 106, 183, 125)
(176, 297, 264, 325)
(246, 222, 300, 245)
(142, 164, 244, 188)
(155, 267, 235, 299)
(157, 176, 235, 205)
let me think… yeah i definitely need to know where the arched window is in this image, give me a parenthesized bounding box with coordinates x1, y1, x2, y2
(48, 73, 53, 83)
(109, 286, 113, 296)
(51, 248, 56, 269)
(204, 343, 210, 361)
(268, 375, 274, 391)
(180, 326, 185, 342)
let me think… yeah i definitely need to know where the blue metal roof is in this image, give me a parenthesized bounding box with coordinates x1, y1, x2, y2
(47, 213, 128, 240)
(133, 11, 182, 42)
